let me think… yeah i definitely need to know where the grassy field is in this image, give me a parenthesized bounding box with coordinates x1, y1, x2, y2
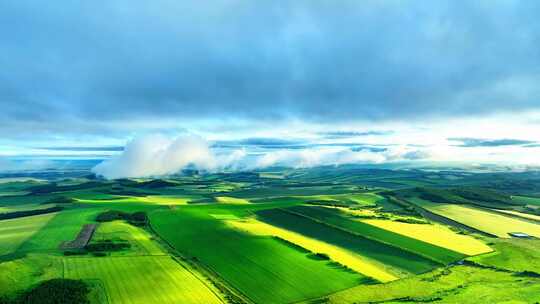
(256, 208, 440, 277)
(3, 169, 540, 303)
(285, 206, 465, 264)
(17, 208, 103, 253)
(0, 213, 57, 256)
(90, 221, 165, 256)
(319, 265, 540, 304)
(0, 254, 63, 296)
(412, 199, 540, 238)
(150, 208, 370, 304)
(228, 218, 398, 282)
(362, 219, 492, 256)
(64, 256, 223, 304)
(511, 195, 540, 206)
(470, 239, 540, 273)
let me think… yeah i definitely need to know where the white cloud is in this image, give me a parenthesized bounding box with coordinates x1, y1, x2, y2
(92, 134, 245, 179)
(0, 158, 54, 172)
(91, 134, 435, 179)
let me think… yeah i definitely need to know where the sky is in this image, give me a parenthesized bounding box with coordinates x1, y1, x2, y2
(1, 1, 540, 177)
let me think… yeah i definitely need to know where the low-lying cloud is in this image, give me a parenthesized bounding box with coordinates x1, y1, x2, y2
(0, 158, 54, 172)
(92, 134, 431, 179)
(92, 135, 245, 179)
(449, 137, 536, 147)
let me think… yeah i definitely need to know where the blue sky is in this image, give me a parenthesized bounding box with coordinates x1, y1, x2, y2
(1, 1, 540, 175)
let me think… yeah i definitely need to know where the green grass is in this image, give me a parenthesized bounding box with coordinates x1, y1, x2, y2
(0, 254, 63, 296)
(286, 206, 465, 264)
(256, 208, 440, 276)
(322, 265, 540, 304)
(17, 208, 103, 253)
(0, 213, 57, 256)
(90, 221, 165, 256)
(150, 208, 370, 304)
(511, 195, 540, 206)
(469, 239, 540, 273)
(411, 198, 540, 238)
(64, 256, 222, 304)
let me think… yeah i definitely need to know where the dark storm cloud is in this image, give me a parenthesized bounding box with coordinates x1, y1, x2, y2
(449, 137, 536, 147)
(2, 0, 540, 135)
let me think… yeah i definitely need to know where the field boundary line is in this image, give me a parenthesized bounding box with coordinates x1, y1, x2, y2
(146, 216, 247, 304)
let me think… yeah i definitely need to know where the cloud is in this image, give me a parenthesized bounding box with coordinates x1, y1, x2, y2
(319, 130, 394, 139)
(0, 158, 54, 172)
(91, 134, 431, 178)
(251, 146, 429, 169)
(212, 138, 306, 149)
(37, 146, 124, 152)
(448, 137, 536, 147)
(2, 1, 540, 138)
(92, 134, 245, 179)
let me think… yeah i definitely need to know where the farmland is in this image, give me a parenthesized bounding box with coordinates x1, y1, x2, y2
(1, 167, 540, 303)
(362, 219, 492, 255)
(150, 208, 370, 304)
(64, 256, 222, 304)
(411, 198, 540, 238)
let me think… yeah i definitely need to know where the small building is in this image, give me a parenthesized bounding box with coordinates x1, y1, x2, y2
(508, 232, 532, 238)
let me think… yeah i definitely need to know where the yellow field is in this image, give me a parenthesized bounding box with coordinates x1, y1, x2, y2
(215, 196, 250, 204)
(362, 219, 492, 255)
(417, 202, 540, 238)
(0, 213, 57, 255)
(227, 218, 399, 282)
(333, 207, 379, 217)
(495, 209, 540, 222)
(77, 196, 192, 205)
(91, 221, 165, 255)
(133, 196, 191, 205)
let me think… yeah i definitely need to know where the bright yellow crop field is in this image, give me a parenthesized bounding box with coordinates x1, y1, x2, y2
(362, 219, 492, 255)
(227, 218, 399, 282)
(416, 201, 540, 238)
(215, 196, 250, 204)
(134, 196, 192, 205)
(494, 209, 540, 222)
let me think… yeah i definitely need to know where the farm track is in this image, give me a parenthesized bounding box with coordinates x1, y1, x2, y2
(60, 223, 98, 250)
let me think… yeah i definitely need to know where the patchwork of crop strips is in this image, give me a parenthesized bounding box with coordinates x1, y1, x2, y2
(150, 208, 371, 304)
(256, 208, 441, 276)
(285, 205, 465, 264)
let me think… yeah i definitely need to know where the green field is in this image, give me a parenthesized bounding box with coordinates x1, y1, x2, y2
(150, 208, 371, 304)
(412, 198, 540, 238)
(285, 206, 466, 264)
(256, 208, 440, 276)
(511, 195, 540, 206)
(65, 256, 222, 304)
(0, 213, 56, 256)
(2, 168, 540, 303)
(17, 208, 103, 253)
(322, 265, 540, 304)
